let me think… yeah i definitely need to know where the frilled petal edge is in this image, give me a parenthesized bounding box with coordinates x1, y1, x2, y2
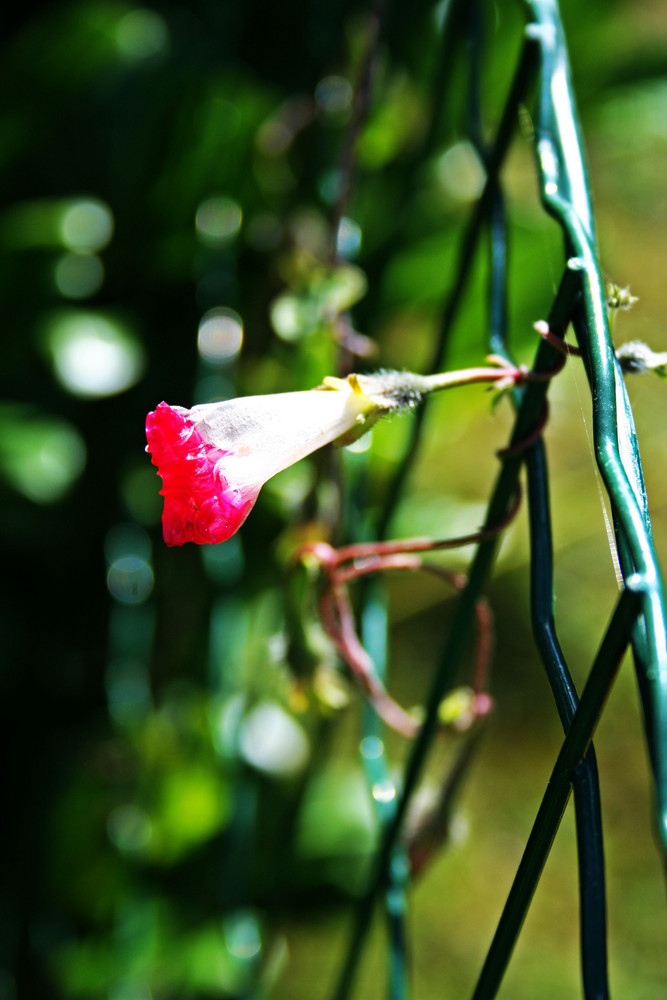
(145, 402, 257, 546)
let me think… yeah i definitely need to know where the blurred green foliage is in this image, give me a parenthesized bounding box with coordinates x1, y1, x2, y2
(2, 1, 667, 998)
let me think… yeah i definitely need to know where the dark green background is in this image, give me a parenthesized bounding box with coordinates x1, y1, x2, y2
(2, 1, 667, 996)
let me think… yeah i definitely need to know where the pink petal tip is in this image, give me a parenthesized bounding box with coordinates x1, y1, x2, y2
(145, 401, 256, 546)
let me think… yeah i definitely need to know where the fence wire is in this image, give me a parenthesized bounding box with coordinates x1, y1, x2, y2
(333, 2, 667, 998)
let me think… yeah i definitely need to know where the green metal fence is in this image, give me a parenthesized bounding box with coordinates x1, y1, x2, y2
(331, 2, 667, 998)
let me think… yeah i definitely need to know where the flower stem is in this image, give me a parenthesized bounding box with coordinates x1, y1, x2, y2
(415, 365, 518, 392)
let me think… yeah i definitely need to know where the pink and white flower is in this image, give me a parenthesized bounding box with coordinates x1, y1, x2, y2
(146, 363, 521, 547)
(145, 378, 380, 546)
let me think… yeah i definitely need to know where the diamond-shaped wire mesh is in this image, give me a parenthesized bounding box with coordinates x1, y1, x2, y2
(332, 3, 667, 998)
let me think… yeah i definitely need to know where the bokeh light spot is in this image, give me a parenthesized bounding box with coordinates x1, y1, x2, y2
(107, 556, 154, 605)
(107, 804, 153, 852)
(195, 196, 242, 246)
(225, 910, 262, 961)
(360, 736, 384, 760)
(239, 702, 309, 777)
(115, 8, 169, 59)
(197, 308, 243, 363)
(371, 780, 396, 804)
(59, 199, 114, 253)
(0, 409, 86, 504)
(269, 295, 305, 342)
(436, 141, 486, 201)
(46, 311, 145, 398)
(315, 75, 353, 115)
(54, 252, 104, 299)
(105, 524, 154, 604)
(318, 168, 342, 205)
(336, 216, 362, 259)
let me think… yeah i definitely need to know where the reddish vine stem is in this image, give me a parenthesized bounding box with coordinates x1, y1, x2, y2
(319, 580, 421, 737)
(497, 402, 550, 459)
(534, 318, 582, 356)
(301, 482, 522, 570)
(299, 494, 517, 735)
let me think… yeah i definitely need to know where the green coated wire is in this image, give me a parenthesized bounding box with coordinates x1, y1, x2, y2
(377, 32, 539, 541)
(361, 589, 411, 1000)
(331, 21, 542, 1000)
(343, 445, 410, 1000)
(466, 1, 609, 989)
(467, 2, 667, 991)
(526, 441, 609, 998)
(332, 252, 578, 1000)
(470, 580, 644, 999)
(464, 4, 610, 990)
(332, 3, 667, 999)
(523, 0, 667, 852)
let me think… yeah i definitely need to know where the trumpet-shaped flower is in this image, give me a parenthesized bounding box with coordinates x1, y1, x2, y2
(146, 363, 522, 547)
(145, 377, 382, 546)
